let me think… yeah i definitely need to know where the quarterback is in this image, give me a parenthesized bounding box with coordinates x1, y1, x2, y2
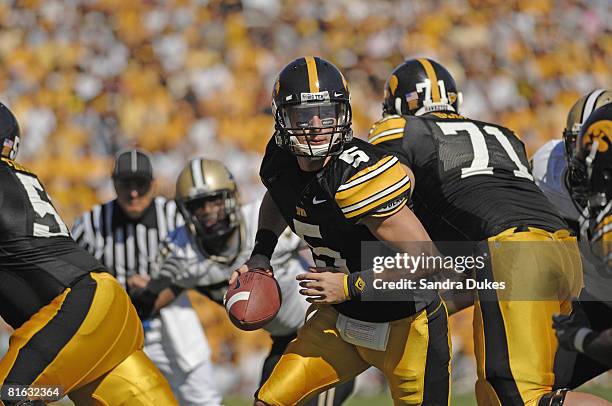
(233, 56, 452, 406)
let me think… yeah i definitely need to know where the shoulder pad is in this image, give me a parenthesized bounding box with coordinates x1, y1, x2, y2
(368, 115, 406, 145)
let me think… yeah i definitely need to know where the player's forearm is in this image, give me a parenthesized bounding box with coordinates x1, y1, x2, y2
(258, 191, 288, 237)
(583, 328, 612, 368)
(251, 191, 288, 260)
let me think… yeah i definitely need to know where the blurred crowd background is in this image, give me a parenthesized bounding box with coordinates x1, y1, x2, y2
(1, 0, 611, 400)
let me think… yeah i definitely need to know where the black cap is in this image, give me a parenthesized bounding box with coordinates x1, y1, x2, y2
(112, 149, 154, 180)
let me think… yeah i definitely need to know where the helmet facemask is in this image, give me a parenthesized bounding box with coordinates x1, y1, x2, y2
(274, 95, 352, 159)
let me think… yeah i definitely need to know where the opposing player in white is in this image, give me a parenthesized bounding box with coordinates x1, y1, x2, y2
(142, 158, 354, 405)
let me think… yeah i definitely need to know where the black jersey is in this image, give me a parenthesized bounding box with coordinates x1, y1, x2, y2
(0, 158, 103, 327)
(260, 137, 434, 322)
(368, 113, 567, 242)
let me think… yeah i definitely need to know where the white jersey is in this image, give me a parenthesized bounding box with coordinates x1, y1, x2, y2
(532, 140, 611, 305)
(531, 140, 581, 222)
(157, 200, 309, 336)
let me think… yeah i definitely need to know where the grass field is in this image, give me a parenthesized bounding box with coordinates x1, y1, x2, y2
(224, 384, 612, 405)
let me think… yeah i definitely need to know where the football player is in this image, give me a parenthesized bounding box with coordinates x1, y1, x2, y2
(532, 90, 612, 389)
(553, 103, 612, 369)
(232, 56, 452, 406)
(134, 157, 355, 406)
(0, 103, 177, 405)
(356, 59, 606, 406)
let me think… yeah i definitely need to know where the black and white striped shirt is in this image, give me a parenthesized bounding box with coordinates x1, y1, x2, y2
(71, 196, 183, 290)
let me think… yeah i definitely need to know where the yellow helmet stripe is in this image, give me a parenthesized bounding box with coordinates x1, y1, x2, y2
(305, 56, 320, 93)
(418, 58, 440, 102)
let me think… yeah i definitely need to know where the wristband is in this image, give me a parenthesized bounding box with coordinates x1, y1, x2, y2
(574, 327, 594, 353)
(347, 272, 367, 299)
(343, 274, 349, 299)
(251, 229, 278, 259)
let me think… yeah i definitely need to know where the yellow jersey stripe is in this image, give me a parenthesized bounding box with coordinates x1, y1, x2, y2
(305, 56, 319, 93)
(336, 157, 398, 193)
(369, 127, 404, 144)
(368, 117, 405, 137)
(342, 155, 395, 187)
(370, 132, 404, 145)
(337, 163, 409, 210)
(419, 58, 440, 102)
(343, 179, 411, 219)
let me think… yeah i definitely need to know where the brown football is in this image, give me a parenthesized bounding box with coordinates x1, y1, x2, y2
(224, 269, 281, 331)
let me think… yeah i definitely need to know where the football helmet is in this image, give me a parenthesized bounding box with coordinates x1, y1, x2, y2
(0, 103, 20, 160)
(383, 58, 462, 116)
(175, 158, 240, 251)
(575, 103, 612, 266)
(565, 89, 612, 210)
(272, 56, 352, 158)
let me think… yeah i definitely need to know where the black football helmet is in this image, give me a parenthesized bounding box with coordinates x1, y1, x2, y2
(575, 103, 612, 267)
(0, 103, 20, 160)
(564, 89, 612, 211)
(272, 56, 352, 159)
(383, 58, 462, 116)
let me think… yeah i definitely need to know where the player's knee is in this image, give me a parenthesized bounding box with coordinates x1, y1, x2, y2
(538, 389, 568, 406)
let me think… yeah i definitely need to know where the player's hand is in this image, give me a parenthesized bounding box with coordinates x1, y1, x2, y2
(229, 254, 273, 285)
(296, 267, 347, 304)
(128, 274, 151, 290)
(553, 298, 590, 352)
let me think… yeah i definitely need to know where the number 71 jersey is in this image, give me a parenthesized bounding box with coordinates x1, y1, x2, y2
(369, 113, 566, 241)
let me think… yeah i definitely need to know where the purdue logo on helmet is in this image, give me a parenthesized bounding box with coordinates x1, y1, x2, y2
(272, 56, 352, 159)
(565, 89, 612, 210)
(383, 58, 462, 116)
(0, 103, 21, 160)
(176, 158, 240, 252)
(575, 103, 612, 267)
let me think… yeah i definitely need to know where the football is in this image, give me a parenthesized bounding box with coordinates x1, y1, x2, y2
(224, 269, 282, 331)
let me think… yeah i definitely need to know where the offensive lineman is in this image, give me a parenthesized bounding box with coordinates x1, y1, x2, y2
(0, 103, 177, 405)
(134, 157, 355, 406)
(233, 56, 452, 406)
(310, 59, 606, 406)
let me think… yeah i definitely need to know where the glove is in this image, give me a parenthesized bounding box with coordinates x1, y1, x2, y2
(552, 298, 593, 353)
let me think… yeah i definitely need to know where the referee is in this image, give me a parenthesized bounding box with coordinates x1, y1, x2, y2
(72, 148, 222, 405)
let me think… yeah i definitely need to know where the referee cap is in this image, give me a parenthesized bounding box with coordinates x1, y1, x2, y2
(112, 148, 154, 181)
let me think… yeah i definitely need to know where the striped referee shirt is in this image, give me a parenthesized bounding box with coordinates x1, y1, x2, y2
(71, 196, 183, 291)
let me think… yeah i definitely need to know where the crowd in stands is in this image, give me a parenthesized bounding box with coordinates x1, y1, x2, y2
(0, 0, 611, 397)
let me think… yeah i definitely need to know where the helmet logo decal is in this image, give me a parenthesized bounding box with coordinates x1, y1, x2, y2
(389, 74, 399, 95)
(583, 120, 612, 152)
(300, 91, 329, 102)
(305, 56, 320, 93)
